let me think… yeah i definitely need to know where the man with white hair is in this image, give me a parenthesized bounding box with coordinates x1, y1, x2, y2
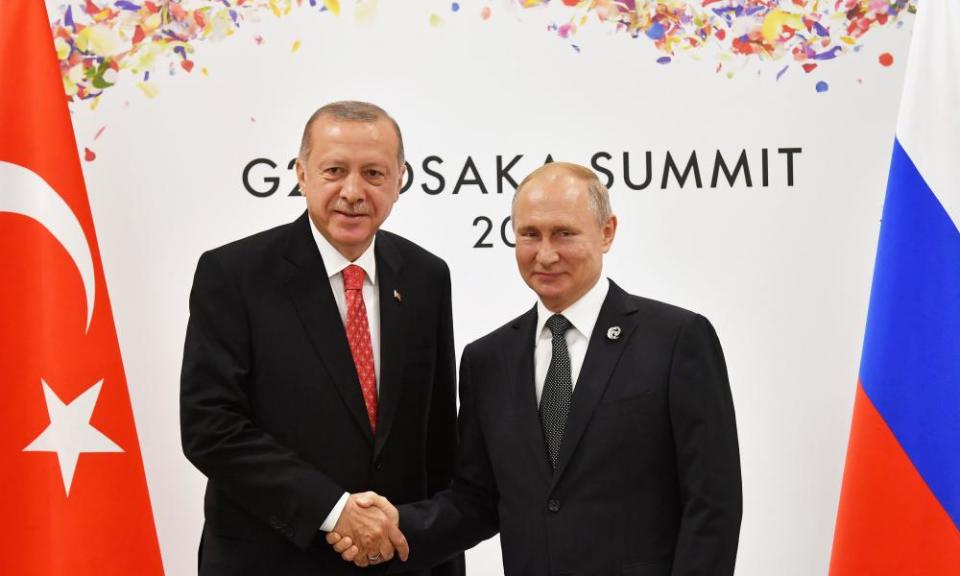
(181, 101, 462, 575)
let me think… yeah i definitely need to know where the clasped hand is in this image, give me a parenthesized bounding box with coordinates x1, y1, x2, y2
(327, 492, 408, 567)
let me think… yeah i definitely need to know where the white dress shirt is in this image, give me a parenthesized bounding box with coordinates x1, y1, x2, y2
(308, 218, 379, 531)
(534, 277, 610, 404)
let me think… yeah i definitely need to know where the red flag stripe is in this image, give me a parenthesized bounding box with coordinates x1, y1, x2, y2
(831, 383, 960, 575)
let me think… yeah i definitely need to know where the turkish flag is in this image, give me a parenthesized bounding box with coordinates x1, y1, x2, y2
(0, 2, 164, 574)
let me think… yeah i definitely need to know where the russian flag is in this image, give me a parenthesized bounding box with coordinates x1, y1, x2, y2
(830, 1, 960, 573)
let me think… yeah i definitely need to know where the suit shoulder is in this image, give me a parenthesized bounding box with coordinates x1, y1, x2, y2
(194, 220, 292, 276)
(464, 309, 533, 356)
(633, 294, 697, 320)
(624, 292, 716, 337)
(205, 221, 289, 259)
(379, 229, 448, 272)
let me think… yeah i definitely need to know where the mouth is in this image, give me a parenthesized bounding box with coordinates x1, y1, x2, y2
(335, 210, 369, 220)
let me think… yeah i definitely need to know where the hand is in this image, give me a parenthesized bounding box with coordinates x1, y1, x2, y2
(326, 492, 408, 567)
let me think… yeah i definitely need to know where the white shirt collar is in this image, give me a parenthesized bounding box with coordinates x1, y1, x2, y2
(308, 216, 378, 285)
(535, 277, 610, 342)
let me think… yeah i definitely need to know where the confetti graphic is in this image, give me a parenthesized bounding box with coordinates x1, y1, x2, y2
(48, 0, 915, 108)
(530, 0, 915, 75)
(49, 0, 336, 105)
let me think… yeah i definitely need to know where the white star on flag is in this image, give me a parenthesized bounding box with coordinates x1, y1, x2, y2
(23, 379, 124, 496)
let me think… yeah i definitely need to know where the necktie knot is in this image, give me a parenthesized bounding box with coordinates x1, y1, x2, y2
(546, 314, 572, 339)
(343, 264, 365, 291)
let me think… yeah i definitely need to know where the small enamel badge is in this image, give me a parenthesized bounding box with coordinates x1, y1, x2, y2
(393, 289, 402, 303)
(606, 326, 622, 341)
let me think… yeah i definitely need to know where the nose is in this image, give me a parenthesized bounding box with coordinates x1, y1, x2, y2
(340, 171, 364, 203)
(535, 240, 559, 267)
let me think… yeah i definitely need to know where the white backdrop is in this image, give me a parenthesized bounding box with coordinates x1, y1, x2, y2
(54, 1, 914, 573)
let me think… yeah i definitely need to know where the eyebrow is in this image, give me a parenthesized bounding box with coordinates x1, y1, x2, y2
(515, 224, 578, 233)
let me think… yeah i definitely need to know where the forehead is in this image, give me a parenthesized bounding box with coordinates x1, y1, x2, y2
(308, 116, 399, 161)
(514, 174, 592, 225)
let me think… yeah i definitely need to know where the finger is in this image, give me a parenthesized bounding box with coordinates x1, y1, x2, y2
(333, 536, 353, 554)
(326, 532, 341, 545)
(342, 544, 360, 562)
(354, 552, 369, 568)
(388, 525, 410, 562)
(378, 541, 394, 562)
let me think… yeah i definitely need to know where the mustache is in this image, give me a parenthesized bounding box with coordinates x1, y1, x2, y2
(332, 200, 370, 216)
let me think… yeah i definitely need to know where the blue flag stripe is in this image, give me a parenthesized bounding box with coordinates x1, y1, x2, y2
(860, 138, 960, 531)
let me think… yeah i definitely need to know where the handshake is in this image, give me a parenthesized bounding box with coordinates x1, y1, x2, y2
(326, 492, 409, 568)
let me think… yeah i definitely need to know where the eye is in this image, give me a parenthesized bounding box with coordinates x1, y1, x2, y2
(364, 168, 386, 180)
(322, 166, 344, 178)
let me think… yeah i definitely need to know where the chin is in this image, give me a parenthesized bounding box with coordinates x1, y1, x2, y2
(331, 228, 372, 245)
(532, 285, 567, 303)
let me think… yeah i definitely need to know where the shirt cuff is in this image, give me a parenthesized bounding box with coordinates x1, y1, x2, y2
(320, 492, 350, 532)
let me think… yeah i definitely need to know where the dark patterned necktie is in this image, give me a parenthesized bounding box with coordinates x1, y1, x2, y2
(540, 314, 573, 471)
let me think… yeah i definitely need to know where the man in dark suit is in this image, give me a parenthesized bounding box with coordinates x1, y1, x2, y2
(330, 161, 742, 575)
(180, 101, 463, 575)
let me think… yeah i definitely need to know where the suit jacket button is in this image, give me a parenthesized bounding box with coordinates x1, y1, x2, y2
(547, 499, 561, 513)
(375, 459, 383, 471)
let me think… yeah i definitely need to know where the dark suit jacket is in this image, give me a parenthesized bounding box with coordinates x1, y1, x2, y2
(180, 212, 463, 576)
(398, 281, 741, 576)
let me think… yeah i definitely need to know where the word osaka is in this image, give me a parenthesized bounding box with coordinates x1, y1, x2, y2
(241, 147, 802, 197)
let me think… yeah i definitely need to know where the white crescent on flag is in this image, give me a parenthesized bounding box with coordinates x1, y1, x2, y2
(0, 160, 96, 332)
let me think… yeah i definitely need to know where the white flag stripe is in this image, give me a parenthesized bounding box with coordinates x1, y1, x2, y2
(896, 0, 960, 231)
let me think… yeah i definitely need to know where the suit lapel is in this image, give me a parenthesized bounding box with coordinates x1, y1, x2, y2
(550, 281, 640, 489)
(284, 212, 373, 443)
(373, 232, 406, 459)
(508, 307, 555, 482)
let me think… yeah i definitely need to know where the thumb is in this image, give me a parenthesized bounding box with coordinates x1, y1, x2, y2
(355, 495, 375, 508)
(356, 491, 392, 510)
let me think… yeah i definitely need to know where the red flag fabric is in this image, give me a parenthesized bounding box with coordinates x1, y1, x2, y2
(0, 2, 164, 574)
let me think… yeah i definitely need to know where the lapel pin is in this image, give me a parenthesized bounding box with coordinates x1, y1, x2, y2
(393, 289, 402, 303)
(606, 326, 621, 341)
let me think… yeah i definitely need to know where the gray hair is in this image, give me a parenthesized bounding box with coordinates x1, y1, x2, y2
(512, 162, 613, 226)
(298, 101, 405, 166)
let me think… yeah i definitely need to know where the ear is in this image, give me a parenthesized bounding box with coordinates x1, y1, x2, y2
(295, 157, 306, 190)
(395, 162, 406, 197)
(600, 215, 617, 253)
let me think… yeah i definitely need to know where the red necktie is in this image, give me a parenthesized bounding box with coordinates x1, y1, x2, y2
(342, 265, 378, 433)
